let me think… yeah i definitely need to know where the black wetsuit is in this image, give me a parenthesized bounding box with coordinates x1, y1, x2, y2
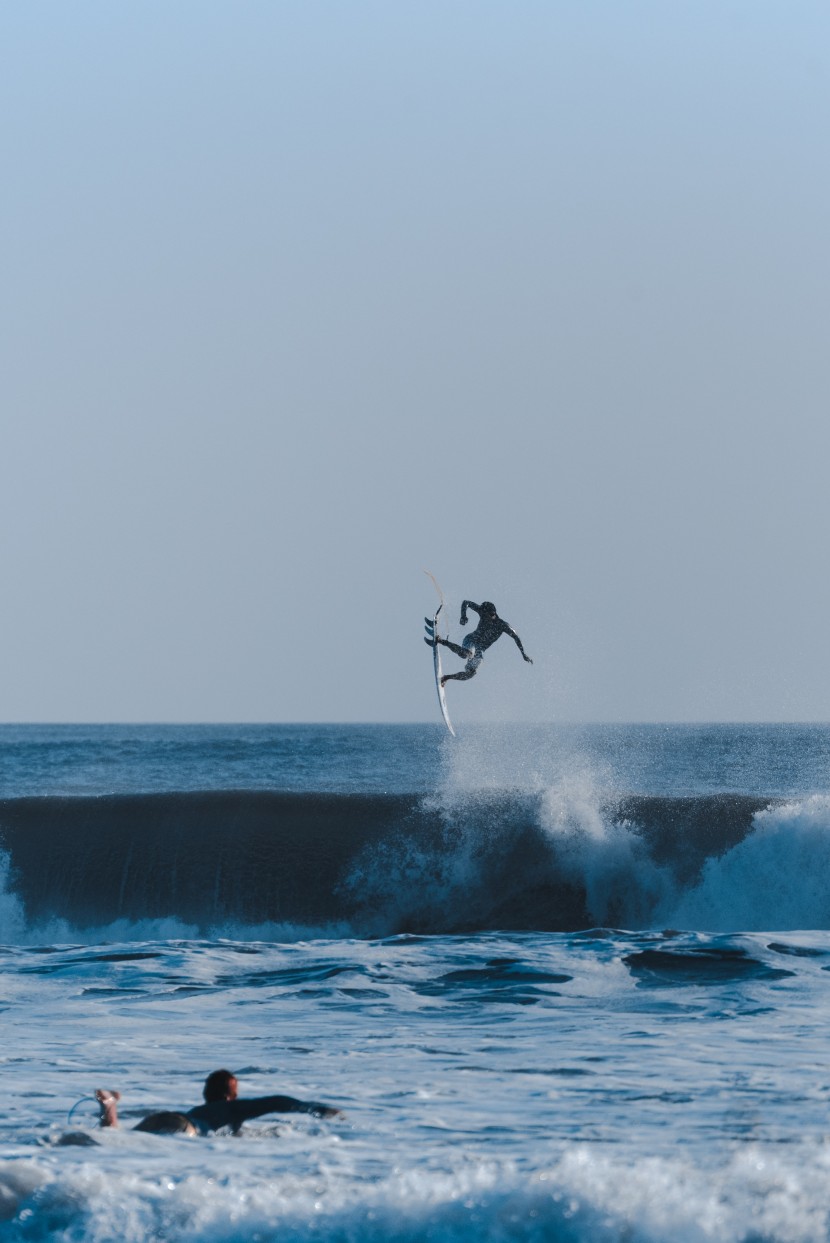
(441, 600, 532, 684)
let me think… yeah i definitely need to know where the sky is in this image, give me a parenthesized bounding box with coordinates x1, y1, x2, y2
(2, 1, 829, 723)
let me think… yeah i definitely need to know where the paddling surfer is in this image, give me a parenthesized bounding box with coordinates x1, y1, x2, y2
(426, 599, 532, 687)
(95, 1070, 341, 1136)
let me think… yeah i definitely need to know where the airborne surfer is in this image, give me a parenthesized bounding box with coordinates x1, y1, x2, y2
(425, 599, 533, 687)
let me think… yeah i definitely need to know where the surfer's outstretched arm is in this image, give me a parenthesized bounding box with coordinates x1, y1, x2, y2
(232, 1094, 341, 1123)
(506, 627, 533, 663)
(189, 1094, 342, 1134)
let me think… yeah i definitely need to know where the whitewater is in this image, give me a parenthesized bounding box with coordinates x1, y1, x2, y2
(2, 722, 830, 1241)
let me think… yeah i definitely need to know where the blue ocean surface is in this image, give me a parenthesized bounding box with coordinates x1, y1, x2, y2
(2, 723, 830, 1241)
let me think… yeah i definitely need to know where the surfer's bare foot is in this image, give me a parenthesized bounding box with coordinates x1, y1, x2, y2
(95, 1088, 121, 1128)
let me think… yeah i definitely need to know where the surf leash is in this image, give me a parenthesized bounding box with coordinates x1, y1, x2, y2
(67, 1096, 99, 1126)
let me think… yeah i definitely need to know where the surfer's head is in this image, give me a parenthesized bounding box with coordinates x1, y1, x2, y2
(480, 601, 497, 617)
(203, 1070, 239, 1102)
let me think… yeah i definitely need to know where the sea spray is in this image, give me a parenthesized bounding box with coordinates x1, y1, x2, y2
(538, 776, 673, 928)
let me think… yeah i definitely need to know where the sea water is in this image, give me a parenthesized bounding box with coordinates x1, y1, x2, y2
(2, 723, 830, 1241)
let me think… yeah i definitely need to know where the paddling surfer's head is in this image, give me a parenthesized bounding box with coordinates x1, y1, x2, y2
(203, 1070, 238, 1102)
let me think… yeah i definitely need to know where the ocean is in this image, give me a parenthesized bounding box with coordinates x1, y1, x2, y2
(2, 722, 830, 1242)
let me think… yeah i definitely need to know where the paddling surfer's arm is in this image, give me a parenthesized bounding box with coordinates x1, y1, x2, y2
(189, 1095, 341, 1134)
(232, 1094, 341, 1122)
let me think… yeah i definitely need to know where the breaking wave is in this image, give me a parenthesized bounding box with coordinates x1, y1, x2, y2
(1, 786, 826, 940)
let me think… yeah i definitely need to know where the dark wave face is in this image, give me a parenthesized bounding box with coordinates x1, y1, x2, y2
(0, 789, 792, 939)
(622, 946, 795, 985)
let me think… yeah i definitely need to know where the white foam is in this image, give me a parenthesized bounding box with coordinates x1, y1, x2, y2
(663, 795, 830, 931)
(537, 774, 672, 927)
(6, 1143, 830, 1242)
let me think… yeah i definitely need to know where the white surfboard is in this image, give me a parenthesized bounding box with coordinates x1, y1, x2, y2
(424, 592, 456, 737)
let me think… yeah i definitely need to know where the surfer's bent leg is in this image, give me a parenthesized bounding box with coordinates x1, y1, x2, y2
(441, 667, 477, 685)
(439, 638, 474, 659)
(441, 648, 482, 686)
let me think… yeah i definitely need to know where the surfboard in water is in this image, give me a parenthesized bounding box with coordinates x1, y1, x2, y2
(424, 603, 455, 736)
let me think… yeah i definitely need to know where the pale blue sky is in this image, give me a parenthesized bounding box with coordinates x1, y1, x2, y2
(2, 2, 829, 722)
